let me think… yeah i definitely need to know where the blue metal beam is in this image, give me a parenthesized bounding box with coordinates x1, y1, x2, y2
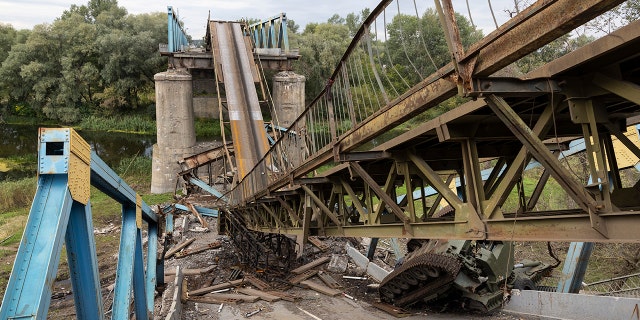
(248, 13, 290, 53)
(0, 128, 160, 319)
(557, 242, 595, 293)
(65, 200, 104, 319)
(167, 6, 189, 52)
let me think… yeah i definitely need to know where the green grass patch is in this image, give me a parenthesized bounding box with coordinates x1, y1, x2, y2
(76, 115, 156, 135)
(195, 118, 222, 138)
(0, 177, 37, 213)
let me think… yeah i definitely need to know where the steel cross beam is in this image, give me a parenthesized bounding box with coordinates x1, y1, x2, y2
(0, 128, 161, 320)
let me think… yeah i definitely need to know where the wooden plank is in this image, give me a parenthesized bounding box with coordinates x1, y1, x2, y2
(186, 202, 209, 228)
(265, 291, 300, 302)
(236, 287, 281, 302)
(189, 279, 245, 296)
(308, 236, 329, 251)
(372, 302, 411, 318)
(291, 256, 330, 275)
(165, 238, 195, 258)
(244, 274, 271, 291)
(174, 241, 222, 258)
(288, 269, 318, 285)
(165, 266, 184, 320)
(317, 271, 342, 289)
(202, 293, 259, 302)
(188, 296, 240, 305)
(300, 279, 342, 297)
(165, 265, 216, 276)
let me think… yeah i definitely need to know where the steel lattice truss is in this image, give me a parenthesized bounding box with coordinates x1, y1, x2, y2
(220, 0, 640, 243)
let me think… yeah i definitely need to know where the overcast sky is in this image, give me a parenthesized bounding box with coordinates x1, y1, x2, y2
(0, 0, 517, 40)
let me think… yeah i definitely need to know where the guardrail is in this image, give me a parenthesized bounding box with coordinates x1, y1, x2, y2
(167, 6, 189, 52)
(247, 13, 290, 53)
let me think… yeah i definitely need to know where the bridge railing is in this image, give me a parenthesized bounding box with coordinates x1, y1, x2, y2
(167, 6, 189, 52)
(229, 0, 624, 205)
(247, 13, 289, 53)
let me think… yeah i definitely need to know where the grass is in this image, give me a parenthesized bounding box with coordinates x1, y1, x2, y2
(77, 115, 157, 135)
(195, 117, 222, 138)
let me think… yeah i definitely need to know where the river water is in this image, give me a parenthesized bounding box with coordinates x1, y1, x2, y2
(0, 124, 156, 180)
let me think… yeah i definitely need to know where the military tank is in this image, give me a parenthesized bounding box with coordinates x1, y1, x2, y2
(379, 239, 552, 312)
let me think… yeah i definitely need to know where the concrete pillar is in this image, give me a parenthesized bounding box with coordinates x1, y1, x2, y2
(272, 71, 306, 168)
(272, 71, 305, 128)
(151, 70, 196, 194)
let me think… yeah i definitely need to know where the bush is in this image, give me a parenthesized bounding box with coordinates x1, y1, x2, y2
(0, 177, 37, 212)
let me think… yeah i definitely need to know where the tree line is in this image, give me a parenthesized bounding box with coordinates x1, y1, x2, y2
(0, 0, 167, 123)
(1, 0, 636, 124)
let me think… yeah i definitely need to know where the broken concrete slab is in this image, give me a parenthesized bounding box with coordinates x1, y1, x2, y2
(345, 243, 369, 269)
(367, 260, 390, 283)
(327, 254, 348, 273)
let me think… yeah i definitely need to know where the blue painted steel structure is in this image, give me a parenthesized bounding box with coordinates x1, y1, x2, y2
(557, 242, 595, 293)
(0, 128, 165, 319)
(247, 13, 290, 53)
(167, 6, 189, 52)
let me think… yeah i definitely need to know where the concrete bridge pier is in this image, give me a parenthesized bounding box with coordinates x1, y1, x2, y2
(272, 71, 305, 128)
(272, 71, 306, 167)
(151, 69, 196, 194)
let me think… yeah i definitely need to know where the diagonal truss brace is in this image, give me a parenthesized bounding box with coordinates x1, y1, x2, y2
(485, 95, 607, 237)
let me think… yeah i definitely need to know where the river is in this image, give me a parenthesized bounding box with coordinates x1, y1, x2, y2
(0, 124, 156, 181)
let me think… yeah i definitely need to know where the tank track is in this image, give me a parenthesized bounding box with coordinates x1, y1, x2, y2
(379, 252, 462, 307)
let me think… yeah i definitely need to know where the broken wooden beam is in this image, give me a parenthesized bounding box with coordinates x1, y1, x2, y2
(165, 265, 216, 276)
(186, 202, 209, 228)
(317, 271, 343, 289)
(244, 274, 271, 291)
(165, 238, 195, 258)
(189, 279, 245, 296)
(174, 241, 222, 258)
(236, 287, 281, 302)
(291, 256, 330, 275)
(288, 269, 319, 285)
(265, 291, 300, 302)
(300, 279, 342, 297)
(188, 296, 240, 305)
(200, 293, 259, 303)
(372, 301, 412, 317)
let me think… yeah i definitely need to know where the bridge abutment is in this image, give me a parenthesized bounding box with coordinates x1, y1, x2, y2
(151, 69, 196, 194)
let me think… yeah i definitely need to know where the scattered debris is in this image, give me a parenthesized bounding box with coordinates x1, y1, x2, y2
(165, 238, 195, 259)
(342, 276, 368, 280)
(217, 303, 223, 312)
(94, 223, 119, 235)
(188, 226, 209, 232)
(174, 241, 222, 258)
(245, 307, 263, 317)
(291, 256, 330, 274)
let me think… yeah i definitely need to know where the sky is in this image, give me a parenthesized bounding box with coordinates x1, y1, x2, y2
(0, 0, 517, 40)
